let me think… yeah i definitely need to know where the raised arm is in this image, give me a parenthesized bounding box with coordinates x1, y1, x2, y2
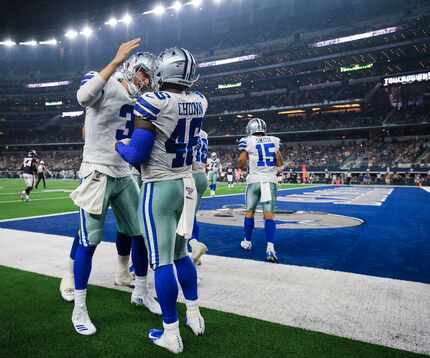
(77, 38, 141, 107)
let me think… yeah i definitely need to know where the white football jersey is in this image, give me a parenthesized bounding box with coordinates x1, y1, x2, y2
(207, 158, 221, 172)
(78, 71, 134, 175)
(193, 129, 209, 173)
(134, 90, 208, 182)
(238, 135, 280, 184)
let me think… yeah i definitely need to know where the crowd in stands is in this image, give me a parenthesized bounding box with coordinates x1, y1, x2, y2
(210, 137, 430, 171)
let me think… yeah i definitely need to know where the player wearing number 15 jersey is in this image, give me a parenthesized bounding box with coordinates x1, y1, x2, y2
(116, 47, 207, 354)
(238, 118, 283, 263)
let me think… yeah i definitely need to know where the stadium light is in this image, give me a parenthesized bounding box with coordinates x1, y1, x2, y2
(105, 17, 118, 27)
(80, 26, 93, 38)
(0, 39, 17, 47)
(190, 0, 202, 7)
(171, 1, 183, 11)
(39, 38, 58, 46)
(19, 40, 38, 46)
(120, 14, 132, 25)
(153, 5, 165, 16)
(65, 30, 78, 39)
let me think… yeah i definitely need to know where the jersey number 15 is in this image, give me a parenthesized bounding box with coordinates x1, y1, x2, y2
(256, 143, 276, 167)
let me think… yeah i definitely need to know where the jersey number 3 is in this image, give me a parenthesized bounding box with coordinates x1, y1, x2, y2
(115, 104, 135, 140)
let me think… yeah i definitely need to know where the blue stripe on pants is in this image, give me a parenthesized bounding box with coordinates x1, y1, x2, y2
(148, 183, 159, 267)
(142, 183, 153, 265)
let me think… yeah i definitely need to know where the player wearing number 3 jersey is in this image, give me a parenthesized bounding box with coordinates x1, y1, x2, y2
(238, 118, 283, 263)
(61, 40, 162, 337)
(116, 47, 207, 354)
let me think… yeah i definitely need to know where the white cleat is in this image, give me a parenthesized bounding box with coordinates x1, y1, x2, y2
(186, 308, 205, 336)
(60, 275, 75, 302)
(266, 249, 279, 263)
(131, 291, 162, 315)
(240, 239, 252, 251)
(114, 270, 134, 288)
(210, 190, 215, 197)
(72, 304, 96, 335)
(148, 322, 183, 354)
(190, 241, 208, 264)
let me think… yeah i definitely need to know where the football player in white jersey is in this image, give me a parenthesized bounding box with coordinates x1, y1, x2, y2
(116, 47, 207, 354)
(207, 152, 221, 196)
(190, 129, 209, 264)
(238, 118, 283, 263)
(63, 39, 161, 336)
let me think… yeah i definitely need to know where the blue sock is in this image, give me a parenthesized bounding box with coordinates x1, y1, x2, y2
(244, 217, 254, 241)
(74, 244, 96, 290)
(174, 256, 198, 301)
(69, 231, 80, 260)
(116, 231, 132, 256)
(213, 183, 217, 191)
(265, 219, 276, 245)
(192, 218, 200, 241)
(154, 264, 178, 324)
(131, 236, 148, 277)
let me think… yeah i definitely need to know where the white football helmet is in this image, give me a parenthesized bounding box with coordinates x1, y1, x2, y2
(211, 152, 217, 159)
(123, 52, 157, 96)
(155, 47, 199, 88)
(246, 118, 266, 135)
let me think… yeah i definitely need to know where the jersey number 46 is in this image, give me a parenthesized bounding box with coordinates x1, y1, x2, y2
(165, 117, 203, 168)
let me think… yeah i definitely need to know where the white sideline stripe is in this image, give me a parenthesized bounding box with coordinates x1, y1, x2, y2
(0, 196, 70, 204)
(0, 210, 79, 223)
(0, 189, 73, 196)
(0, 228, 428, 355)
(421, 187, 430, 194)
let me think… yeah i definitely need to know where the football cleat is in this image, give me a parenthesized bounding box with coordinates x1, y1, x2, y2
(131, 291, 162, 315)
(190, 240, 208, 264)
(60, 275, 75, 302)
(266, 250, 279, 263)
(186, 308, 205, 336)
(114, 269, 134, 288)
(148, 321, 183, 354)
(210, 190, 215, 197)
(72, 304, 96, 335)
(240, 239, 252, 251)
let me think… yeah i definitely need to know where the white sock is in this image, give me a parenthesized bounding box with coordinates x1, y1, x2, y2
(163, 320, 180, 335)
(117, 255, 130, 272)
(134, 276, 148, 296)
(74, 289, 87, 307)
(185, 299, 199, 314)
(267, 242, 275, 252)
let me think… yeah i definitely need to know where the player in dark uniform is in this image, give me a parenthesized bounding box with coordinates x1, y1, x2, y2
(226, 164, 235, 188)
(20, 150, 38, 201)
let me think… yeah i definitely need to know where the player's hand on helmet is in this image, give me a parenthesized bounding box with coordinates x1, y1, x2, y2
(112, 38, 141, 67)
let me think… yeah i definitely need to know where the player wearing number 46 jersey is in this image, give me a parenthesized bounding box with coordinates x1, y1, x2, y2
(238, 118, 283, 263)
(116, 47, 207, 354)
(61, 39, 161, 337)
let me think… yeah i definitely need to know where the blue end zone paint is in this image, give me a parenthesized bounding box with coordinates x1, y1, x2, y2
(1, 186, 429, 284)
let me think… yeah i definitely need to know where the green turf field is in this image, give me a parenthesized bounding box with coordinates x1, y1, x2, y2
(2, 178, 424, 357)
(0, 266, 424, 358)
(0, 178, 309, 220)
